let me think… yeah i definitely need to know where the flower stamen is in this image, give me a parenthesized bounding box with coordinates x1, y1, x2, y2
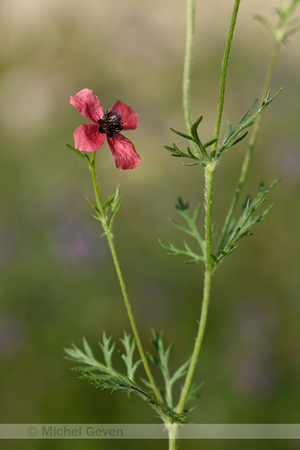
(98, 110, 124, 138)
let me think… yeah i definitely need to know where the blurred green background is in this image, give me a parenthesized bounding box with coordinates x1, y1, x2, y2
(1, 0, 300, 449)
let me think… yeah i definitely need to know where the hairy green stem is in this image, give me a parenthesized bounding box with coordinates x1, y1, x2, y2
(183, 0, 196, 133)
(167, 422, 178, 450)
(211, 0, 241, 159)
(89, 153, 162, 404)
(183, 0, 203, 159)
(183, 0, 195, 133)
(176, 162, 216, 416)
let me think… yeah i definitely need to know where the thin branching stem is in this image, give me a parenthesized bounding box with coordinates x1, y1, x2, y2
(89, 153, 162, 404)
(211, 0, 241, 159)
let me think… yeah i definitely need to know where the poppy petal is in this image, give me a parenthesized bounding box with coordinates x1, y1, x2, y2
(70, 89, 104, 124)
(73, 124, 106, 152)
(111, 101, 139, 130)
(107, 134, 141, 170)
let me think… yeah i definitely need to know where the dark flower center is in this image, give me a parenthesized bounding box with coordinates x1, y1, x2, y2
(98, 110, 124, 138)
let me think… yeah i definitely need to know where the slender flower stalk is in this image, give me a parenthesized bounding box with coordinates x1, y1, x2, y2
(89, 152, 162, 403)
(211, 0, 241, 158)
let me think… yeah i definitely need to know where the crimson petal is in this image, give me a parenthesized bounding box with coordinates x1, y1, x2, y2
(111, 101, 139, 130)
(70, 89, 104, 124)
(107, 134, 141, 170)
(73, 124, 106, 152)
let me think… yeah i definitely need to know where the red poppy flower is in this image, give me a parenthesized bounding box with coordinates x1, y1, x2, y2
(70, 88, 140, 170)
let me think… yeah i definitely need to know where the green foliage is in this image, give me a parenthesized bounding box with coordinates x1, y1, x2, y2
(217, 90, 281, 156)
(161, 180, 279, 268)
(145, 331, 202, 413)
(160, 198, 205, 263)
(213, 179, 280, 266)
(65, 333, 187, 424)
(119, 332, 143, 381)
(65, 334, 119, 376)
(163, 140, 201, 166)
(162, 87, 282, 269)
(66, 143, 91, 164)
(163, 115, 216, 166)
(255, 0, 300, 41)
(102, 185, 121, 232)
(163, 90, 281, 165)
(85, 185, 121, 235)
